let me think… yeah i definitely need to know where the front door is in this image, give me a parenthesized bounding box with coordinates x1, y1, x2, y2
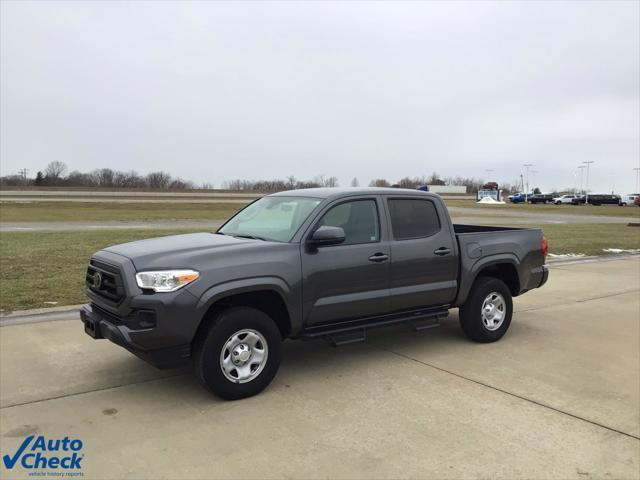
(301, 197, 391, 326)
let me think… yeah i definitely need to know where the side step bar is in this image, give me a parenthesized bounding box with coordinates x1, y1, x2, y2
(410, 316, 441, 331)
(327, 329, 366, 347)
(300, 307, 450, 346)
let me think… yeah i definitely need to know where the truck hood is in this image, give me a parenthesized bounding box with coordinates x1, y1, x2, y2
(104, 232, 269, 270)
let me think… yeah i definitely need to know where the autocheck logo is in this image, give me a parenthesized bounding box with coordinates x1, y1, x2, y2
(2, 435, 84, 472)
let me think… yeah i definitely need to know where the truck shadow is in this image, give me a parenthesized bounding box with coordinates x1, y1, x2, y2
(144, 313, 469, 402)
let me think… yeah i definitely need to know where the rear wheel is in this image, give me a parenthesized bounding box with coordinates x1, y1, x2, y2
(193, 306, 282, 400)
(459, 277, 513, 342)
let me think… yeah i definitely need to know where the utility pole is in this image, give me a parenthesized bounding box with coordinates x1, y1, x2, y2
(577, 165, 586, 194)
(18, 168, 29, 184)
(523, 164, 533, 202)
(583, 161, 595, 205)
(634, 167, 640, 194)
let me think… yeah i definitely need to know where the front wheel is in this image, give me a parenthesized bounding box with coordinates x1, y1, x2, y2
(194, 306, 282, 400)
(459, 277, 513, 343)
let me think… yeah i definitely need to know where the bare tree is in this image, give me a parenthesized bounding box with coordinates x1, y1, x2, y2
(350, 177, 359, 187)
(93, 168, 115, 187)
(146, 171, 172, 189)
(369, 178, 391, 187)
(66, 170, 94, 187)
(324, 176, 339, 187)
(44, 161, 67, 180)
(427, 172, 446, 186)
(113, 170, 143, 188)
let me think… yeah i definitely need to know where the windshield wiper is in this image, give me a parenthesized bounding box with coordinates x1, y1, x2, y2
(232, 234, 268, 241)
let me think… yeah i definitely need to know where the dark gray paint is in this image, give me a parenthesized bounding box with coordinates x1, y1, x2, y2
(83, 187, 548, 367)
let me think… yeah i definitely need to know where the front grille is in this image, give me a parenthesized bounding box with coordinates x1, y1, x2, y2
(86, 259, 125, 304)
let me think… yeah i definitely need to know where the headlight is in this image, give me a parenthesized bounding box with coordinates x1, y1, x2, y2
(135, 270, 200, 292)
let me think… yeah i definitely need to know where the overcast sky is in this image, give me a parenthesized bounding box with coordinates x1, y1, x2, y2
(1, 1, 639, 193)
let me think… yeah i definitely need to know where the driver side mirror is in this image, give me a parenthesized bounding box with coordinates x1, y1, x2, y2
(308, 226, 346, 247)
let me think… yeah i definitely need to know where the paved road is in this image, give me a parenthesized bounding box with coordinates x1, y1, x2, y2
(447, 206, 640, 224)
(1, 197, 252, 204)
(1, 257, 638, 479)
(2, 207, 638, 232)
(0, 190, 261, 198)
(0, 219, 225, 232)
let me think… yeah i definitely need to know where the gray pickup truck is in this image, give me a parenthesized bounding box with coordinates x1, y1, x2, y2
(81, 188, 548, 399)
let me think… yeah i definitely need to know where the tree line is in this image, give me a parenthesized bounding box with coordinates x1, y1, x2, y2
(1, 161, 202, 190)
(1, 162, 526, 193)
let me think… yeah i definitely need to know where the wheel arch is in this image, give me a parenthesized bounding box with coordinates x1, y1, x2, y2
(456, 256, 521, 305)
(194, 279, 294, 347)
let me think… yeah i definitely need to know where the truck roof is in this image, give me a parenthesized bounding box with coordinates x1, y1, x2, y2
(268, 187, 436, 200)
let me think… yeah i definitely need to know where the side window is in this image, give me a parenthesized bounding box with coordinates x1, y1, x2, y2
(388, 199, 440, 240)
(317, 199, 380, 245)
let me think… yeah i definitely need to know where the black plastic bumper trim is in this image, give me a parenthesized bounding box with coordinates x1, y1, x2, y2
(80, 304, 190, 369)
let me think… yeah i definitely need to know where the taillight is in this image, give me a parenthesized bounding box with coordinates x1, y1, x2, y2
(541, 234, 548, 259)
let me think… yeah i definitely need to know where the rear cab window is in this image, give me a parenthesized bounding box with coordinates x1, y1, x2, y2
(387, 198, 441, 240)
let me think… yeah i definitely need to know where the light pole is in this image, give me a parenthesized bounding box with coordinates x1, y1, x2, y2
(634, 167, 640, 193)
(531, 170, 539, 192)
(577, 165, 586, 194)
(583, 161, 595, 205)
(523, 164, 533, 202)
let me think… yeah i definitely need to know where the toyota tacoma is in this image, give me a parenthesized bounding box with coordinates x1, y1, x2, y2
(81, 188, 549, 399)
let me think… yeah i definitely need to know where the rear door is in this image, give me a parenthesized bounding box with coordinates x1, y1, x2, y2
(301, 196, 391, 326)
(385, 196, 458, 311)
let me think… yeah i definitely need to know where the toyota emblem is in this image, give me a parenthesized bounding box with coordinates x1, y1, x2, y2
(92, 272, 102, 289)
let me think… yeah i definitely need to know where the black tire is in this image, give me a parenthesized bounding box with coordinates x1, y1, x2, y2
(459, 277, 513, 343)
(193, 306, 282, 400)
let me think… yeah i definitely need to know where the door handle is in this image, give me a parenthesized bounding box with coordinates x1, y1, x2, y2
(368, 253, 389, 263)
(434, 247, 452, 256)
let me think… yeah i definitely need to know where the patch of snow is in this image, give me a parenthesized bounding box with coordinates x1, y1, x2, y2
(477, 196, 506, 205)
(43, 301, 58, 305)
(602, 248, 640, 254)
(547, 253, 586, 259)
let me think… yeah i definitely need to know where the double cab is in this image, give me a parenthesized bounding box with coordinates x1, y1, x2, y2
(81, 188, 549, 399)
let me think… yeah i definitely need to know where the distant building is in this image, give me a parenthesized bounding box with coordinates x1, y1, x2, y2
(428, 185, 467, 194)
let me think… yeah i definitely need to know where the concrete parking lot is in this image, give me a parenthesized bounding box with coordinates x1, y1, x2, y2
(1, 257, 639, 479)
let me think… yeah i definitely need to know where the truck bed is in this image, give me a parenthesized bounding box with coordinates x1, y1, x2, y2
(452, 224, 546, 305)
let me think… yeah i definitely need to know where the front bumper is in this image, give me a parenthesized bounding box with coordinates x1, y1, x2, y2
(80, 303, 191, 369)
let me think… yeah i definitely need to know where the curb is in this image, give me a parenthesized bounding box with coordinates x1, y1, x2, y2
(0, 305, 83, 327)
(0, 303, 84, 318)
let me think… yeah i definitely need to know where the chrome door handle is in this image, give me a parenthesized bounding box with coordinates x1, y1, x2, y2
(368, 253, 389, 262)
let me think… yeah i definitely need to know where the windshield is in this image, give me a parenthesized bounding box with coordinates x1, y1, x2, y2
(218, 196, 322, 242)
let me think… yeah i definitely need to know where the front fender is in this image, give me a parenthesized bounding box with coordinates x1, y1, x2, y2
(193, 276, 301, 332)
(197, 276, 291, 307)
